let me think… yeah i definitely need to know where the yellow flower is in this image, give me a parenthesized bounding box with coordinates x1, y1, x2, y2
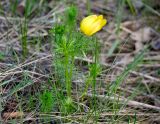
(80, 15, 107, 36)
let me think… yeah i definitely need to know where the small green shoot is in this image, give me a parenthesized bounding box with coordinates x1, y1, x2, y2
(0, 52, 5, 61)
(125, 0, 136, 15)
(39, 90, 54, 112)
(51, 6, 92, 100)
(10, 0, 18, 15)
(20, 19, 28, 58)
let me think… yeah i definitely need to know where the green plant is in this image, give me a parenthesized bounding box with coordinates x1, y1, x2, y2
(51, 6, 91, 97)
(50, 6, 94, 114)
(10, 0, 18, 15)
(84, 37, 101, 123)
(39, 90, 54, 112)
(20, 20, 28, 58)
(25, 0, 37, 17)
(20, 0, 39, 58)
(0, 52, 5, 61)
(125, 0, 136, 15)
(60, 97, 77, 115)
(27, 95, 36, 110)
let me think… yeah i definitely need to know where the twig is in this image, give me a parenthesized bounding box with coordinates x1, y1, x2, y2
(0, 55, 52, 76)
(2, 112, 24, 118)
(87, 93, 160, 111)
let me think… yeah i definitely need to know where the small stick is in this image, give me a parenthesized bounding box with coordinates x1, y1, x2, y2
(87, 93, 160, 111)
(2, 112, 24, 119)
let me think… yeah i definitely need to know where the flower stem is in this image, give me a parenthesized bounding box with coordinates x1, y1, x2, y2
(93, 37, 98, 122)
(87, 0, 91, 15)
(65, 53, 71, 97)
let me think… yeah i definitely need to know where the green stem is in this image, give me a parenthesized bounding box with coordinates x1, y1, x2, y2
(65, 53, 71, 97)
(82, 77, 92, 97)
(93, 37, 98, 122)
(68, 55, 74, 98)
(87, 0, 91, 15)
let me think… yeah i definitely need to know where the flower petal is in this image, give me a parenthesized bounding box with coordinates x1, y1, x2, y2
(89, 18, 107, 36)
(80, 14, 107, 36)
(80, 15, 97, 35)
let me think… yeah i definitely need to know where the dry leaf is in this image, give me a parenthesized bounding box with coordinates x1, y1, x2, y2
(151, 38, 160, 50)
(122, 20, 142, 31)
(17, 0, 26, 16)
(135, 41, 144, 53)
(116, 54, 134, 66)
(131, 27, 153, 43)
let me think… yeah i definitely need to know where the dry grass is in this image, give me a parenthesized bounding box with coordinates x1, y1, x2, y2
(0, 0, 160, 123)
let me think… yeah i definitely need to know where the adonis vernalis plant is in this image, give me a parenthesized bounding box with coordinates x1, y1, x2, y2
(50, 5, 107, 114)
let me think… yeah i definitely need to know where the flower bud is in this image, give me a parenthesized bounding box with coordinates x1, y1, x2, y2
(80, 15, 107, 36)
